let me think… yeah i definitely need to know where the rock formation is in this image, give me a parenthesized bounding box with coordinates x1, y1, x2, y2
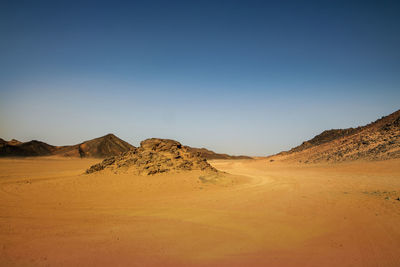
(86, 138, 217, 175)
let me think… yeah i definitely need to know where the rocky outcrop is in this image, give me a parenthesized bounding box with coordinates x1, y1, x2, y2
(86, 138, 217, 175)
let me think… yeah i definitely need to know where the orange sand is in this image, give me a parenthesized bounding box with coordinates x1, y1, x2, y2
(1, 157, 400, 266)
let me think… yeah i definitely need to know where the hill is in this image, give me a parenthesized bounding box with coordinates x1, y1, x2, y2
(87, 138, 217, 175)
(55, 134, 134, 158)
(0, 140, 57, 157)
(0, 134, 134, 158)
(270, 109, 400, 163)
(8, 139, 23, 146)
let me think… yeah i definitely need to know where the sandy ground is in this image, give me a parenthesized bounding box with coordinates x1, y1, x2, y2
(1, 157, 400, 266)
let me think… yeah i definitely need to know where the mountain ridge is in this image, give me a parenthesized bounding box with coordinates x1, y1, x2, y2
(0, 134, 134, 158)
(0, 134, 252, 160)
(271, 109, 400, 163)
(185, 147, 252, 160)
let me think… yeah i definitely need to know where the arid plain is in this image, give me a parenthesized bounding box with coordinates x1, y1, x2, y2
(1, 156, 400, 266)
(2, 1, 400, 265)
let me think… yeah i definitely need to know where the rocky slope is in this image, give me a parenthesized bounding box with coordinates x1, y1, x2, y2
(86, 138, 217, 175)
(271, 109, 400, 163)
(0, 134, 134, 158)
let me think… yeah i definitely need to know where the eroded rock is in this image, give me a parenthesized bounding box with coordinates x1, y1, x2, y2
(86, 138, 217, 175)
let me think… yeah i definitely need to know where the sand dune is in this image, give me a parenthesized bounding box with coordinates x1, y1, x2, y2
(1, 157, 399, 266)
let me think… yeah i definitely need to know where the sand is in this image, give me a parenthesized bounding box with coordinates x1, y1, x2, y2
(1, 157, 400, 266)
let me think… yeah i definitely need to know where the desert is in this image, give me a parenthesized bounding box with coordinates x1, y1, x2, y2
(1, 156, 400, 266)
(2, 1, 400, 266)
(1, 109, 400, 266)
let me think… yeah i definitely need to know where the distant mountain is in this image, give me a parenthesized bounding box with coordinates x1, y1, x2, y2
(7, 139, 23, 145)
(55, 134, 135, 158)
(271, 109, 400, 163)
(0, 140, 57, 157)
(185, 147, 252, 160)
(0, 134, 252, 160)
(0, 134, 134, 158)
(0, 138, 23, 146)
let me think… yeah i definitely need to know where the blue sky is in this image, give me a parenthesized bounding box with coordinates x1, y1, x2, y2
(1, 0, 399, 156)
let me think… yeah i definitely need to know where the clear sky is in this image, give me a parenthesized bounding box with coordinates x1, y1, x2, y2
(1, 0, 399, 156)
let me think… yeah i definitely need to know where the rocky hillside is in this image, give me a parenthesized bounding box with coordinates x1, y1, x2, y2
(0, 134, 134, 158)
(86, 138, 217, 175)
(286, 128, 361, 153)
(185, 147, 252, 160)
(272, 109, 400, 163)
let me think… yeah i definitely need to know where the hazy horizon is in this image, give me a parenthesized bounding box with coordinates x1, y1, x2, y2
(1, 0, 400, 156)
